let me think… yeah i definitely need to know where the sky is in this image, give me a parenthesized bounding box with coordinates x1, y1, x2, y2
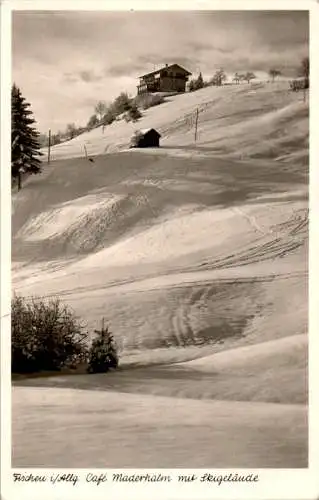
(12, 10, 309, 134)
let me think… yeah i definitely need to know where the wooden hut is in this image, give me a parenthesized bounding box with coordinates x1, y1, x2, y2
(130, 128, 161, 148)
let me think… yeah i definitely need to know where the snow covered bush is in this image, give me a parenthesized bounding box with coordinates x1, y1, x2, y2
(129, 130, 143, 148)
(11, 295, 88, 373)
(124, 103, 142, 122)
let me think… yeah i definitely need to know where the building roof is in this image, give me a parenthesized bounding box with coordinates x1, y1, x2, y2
(139, 64, 192, 79)
(138, 128, 161, 137)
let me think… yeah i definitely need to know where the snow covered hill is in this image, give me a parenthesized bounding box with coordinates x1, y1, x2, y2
(12, 80, 309, 468)
(45, 81, 308, 166)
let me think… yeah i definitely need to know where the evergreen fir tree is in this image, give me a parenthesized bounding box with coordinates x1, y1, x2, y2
(195, 72, 204, 90)
(11, 84, 42, 190)
(87, 320, 119, 374)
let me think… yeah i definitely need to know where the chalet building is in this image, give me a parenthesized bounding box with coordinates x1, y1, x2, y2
(137, 64, 192, 95)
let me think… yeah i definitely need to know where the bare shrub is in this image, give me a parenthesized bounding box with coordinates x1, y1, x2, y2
(11, 295, 88, 373)
(135, 93, 165, 110)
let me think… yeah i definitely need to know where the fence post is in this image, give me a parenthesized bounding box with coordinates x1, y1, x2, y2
(194, 108, 199, 143)
(48, 129, 51, 164)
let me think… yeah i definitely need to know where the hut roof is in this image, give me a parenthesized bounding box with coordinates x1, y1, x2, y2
(139, 64, 192, 79)
(138, 128, 161, 137)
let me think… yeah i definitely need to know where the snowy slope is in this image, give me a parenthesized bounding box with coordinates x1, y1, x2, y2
(45, 82, 308, 166)
(12, 81, 308, 468)
(12, 386, 307, 468)
(12, 80, 308, 360)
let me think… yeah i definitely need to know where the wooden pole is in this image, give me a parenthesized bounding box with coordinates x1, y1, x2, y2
(84, 144, 88, 159)
(194, 108, 199, 143)
(48, 129, 51, 164)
